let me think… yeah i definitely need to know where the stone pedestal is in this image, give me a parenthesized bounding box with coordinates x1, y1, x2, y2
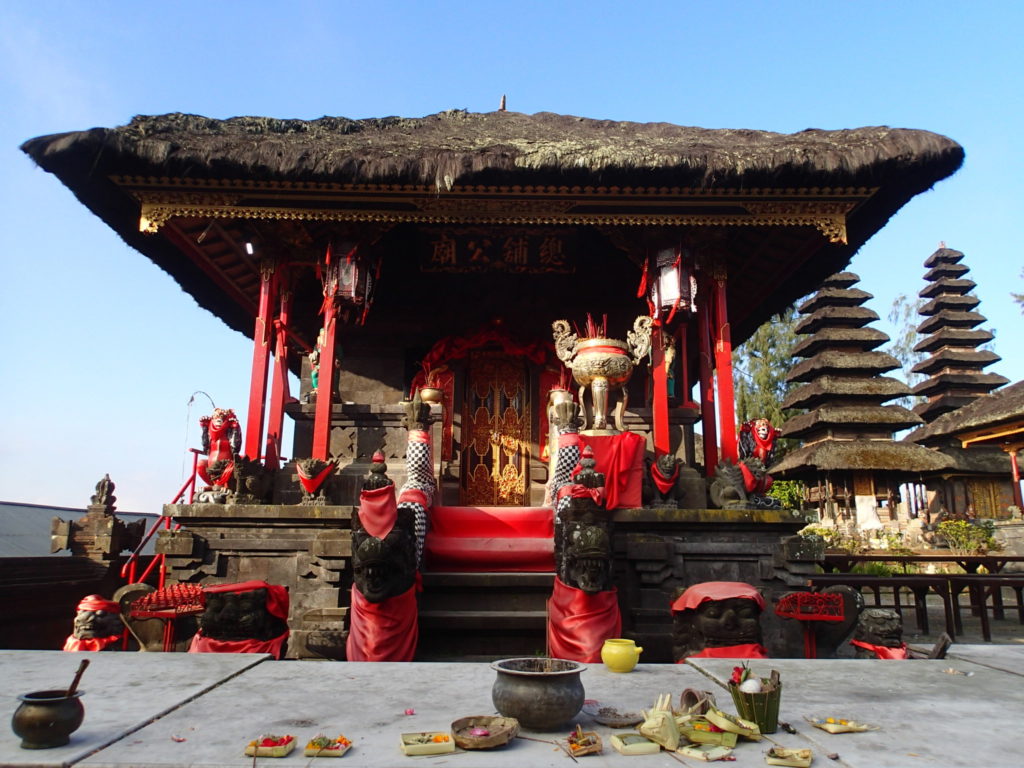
(158, 503, 353, 659)
(610, 507, 819, 661)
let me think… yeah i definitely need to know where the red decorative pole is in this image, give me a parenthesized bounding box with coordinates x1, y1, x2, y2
(265, 268, 291, 470)
(651, 322, 670, 456)
(712, 267, 738, 464)
(244, 261, 276, 461)
(697, 284, 718, 475)
(1009, 448, 1024, 510)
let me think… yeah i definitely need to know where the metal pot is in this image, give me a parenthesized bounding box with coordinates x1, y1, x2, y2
(12, 689, 85, 749)
(491, 657, 585, 731)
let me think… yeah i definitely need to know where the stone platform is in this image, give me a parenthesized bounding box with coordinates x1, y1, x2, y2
(3, 649, 1021, 767)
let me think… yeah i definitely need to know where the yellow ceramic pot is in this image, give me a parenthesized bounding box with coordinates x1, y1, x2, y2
(601, 638, 643, 673)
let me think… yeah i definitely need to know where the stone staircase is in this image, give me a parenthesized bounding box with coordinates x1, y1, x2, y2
(416, 506, 556, 660)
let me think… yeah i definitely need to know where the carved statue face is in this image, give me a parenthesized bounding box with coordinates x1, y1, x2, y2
(855, 608, 903, 647)
(73, 608, 122, 639)
(564, 525, 611, 594)
(694, 597, 762, 647)
(754, 419, 771, 440)
(656, 454, 677, 475)
(353, 534, 414, 603)
(200, 590, 278, 641)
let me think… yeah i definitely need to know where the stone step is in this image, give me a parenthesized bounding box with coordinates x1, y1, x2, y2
(419, 571, 554, 612)
(419, 609, 548, 630)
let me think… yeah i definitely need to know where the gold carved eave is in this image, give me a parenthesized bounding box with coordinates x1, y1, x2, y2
(117, 177, 874, 244)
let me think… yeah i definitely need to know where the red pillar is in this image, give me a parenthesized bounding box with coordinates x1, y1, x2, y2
(697, 290, 718, 475)
(651, 323, 670, 456)
(244, 262, 276, 461)
(712, 269, 738, 463)
(1010, 449, 1024, 510)
(312, 301, 339, 461)
(264, 270, 291, 470)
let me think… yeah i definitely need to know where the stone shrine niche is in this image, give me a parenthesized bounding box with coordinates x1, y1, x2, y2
(671, 582, 768, 661)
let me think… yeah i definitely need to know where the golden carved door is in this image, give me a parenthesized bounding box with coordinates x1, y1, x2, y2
(461, 352, 530, 505)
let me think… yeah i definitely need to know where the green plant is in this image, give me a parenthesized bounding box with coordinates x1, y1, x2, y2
(937, 520, 999, 555)
(852, 561, 898, 577)
(879, 530, 914, 556)
(767, 480, 805, 509)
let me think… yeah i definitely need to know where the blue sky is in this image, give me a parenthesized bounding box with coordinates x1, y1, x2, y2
(1, 1, 1021, 512)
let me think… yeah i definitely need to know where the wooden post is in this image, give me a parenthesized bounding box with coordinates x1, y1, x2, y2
(651, 323, 670, 456)
(244, 262, 276, 461)
(312, 301, 338, 461)
(712, 268, 738, 463)
(264, 268, 291, 470)
(697, 288, 718, 475)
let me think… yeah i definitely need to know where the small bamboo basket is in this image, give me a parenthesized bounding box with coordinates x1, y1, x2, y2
(728, 680, 781, 734)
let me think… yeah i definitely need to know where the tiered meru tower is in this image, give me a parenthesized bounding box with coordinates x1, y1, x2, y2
(772, 272, 950, 519)
(911, 246, 1007, 422)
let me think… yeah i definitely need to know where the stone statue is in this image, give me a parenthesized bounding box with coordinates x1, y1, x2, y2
(199, 587, 285, 642)
(63, 595, 123, 651)
(707, 418, 782, 510)
(351, 453, 418, 603)
(558, 447, 613, 593)
(851, 608, 908, 659)
(90, 474, 116, 511)
(198, 408, 241, 494)
(51, 475, 144, 562)
(397, 391, 436, 567)
(228, 454, 273, 504)
(671, 582, 768, 660)
(296, 457, 335, 505)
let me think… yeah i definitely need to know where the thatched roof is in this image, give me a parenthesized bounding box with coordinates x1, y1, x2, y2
(19, 110, 963, 348)
(22, 110, 963, 191)
(907, 380, 1024, 444)
(771, 440, 954, 475)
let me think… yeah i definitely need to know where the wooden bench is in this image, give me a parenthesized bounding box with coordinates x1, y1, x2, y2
(807, 574, 956, 638)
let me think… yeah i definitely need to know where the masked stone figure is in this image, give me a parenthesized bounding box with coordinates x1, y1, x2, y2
(63, 594, 123, 651)
(346, 395, 435, 661)
(851, 608, 908, 659)
(546, 399, 621, 662)
(197, 408, 242, 499)
(708, 418, 782, 510)
(672, 582, 769, 661)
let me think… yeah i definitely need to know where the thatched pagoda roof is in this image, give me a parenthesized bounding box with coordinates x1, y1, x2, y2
(20, 110, 963, 347)
(771, 440, 953, 474)
(907, 381, 1024, 444)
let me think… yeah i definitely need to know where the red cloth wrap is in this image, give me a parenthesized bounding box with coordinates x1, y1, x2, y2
(671, 582, 766, 613)
(296, 461, 334, 493)
(398, 488, 429, 508)
(63, 634, 120, 652)
(850, 640, 909, 659)
(77, 595, 119, 613)
(739, 462, 773, 494)
(346, 584, 418, 661)
(188, 631, 289, 659)
(358, 485, 398, 539)
(558, 432, 581, 448)
(556, 484, 605, 506)
(683, 643, 769, 659)
(546, 576, 621, 663)
(408, 430, 430, 443)
(650, 461, 679, 495)
(578, 432, 645, 509)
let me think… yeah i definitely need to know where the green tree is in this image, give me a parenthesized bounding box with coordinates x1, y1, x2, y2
(885, 293, 926, 409)
(1013, 268, 1024, 313)
(732, 306, 798, 432)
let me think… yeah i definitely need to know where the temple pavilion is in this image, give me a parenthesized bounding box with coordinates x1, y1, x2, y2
(22, 110, 963, 658)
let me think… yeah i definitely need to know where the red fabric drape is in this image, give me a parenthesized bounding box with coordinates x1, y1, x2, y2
(546, 576, 621, 663)
(850, 640, 909, 659)
(671, 581, 766, 613)
(650, 462, 679, 494)
(346, 584, 418, 662)
(358, 485, 398, 539)
(578, 432, 645, 509)
(683, 643, 769, 660)
(188, 631, 289, 659)
(63, 635, 120, 652)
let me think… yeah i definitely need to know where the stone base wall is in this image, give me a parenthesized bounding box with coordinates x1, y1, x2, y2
(158, 504, 353, 659)
(611, 507, 819, 661)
